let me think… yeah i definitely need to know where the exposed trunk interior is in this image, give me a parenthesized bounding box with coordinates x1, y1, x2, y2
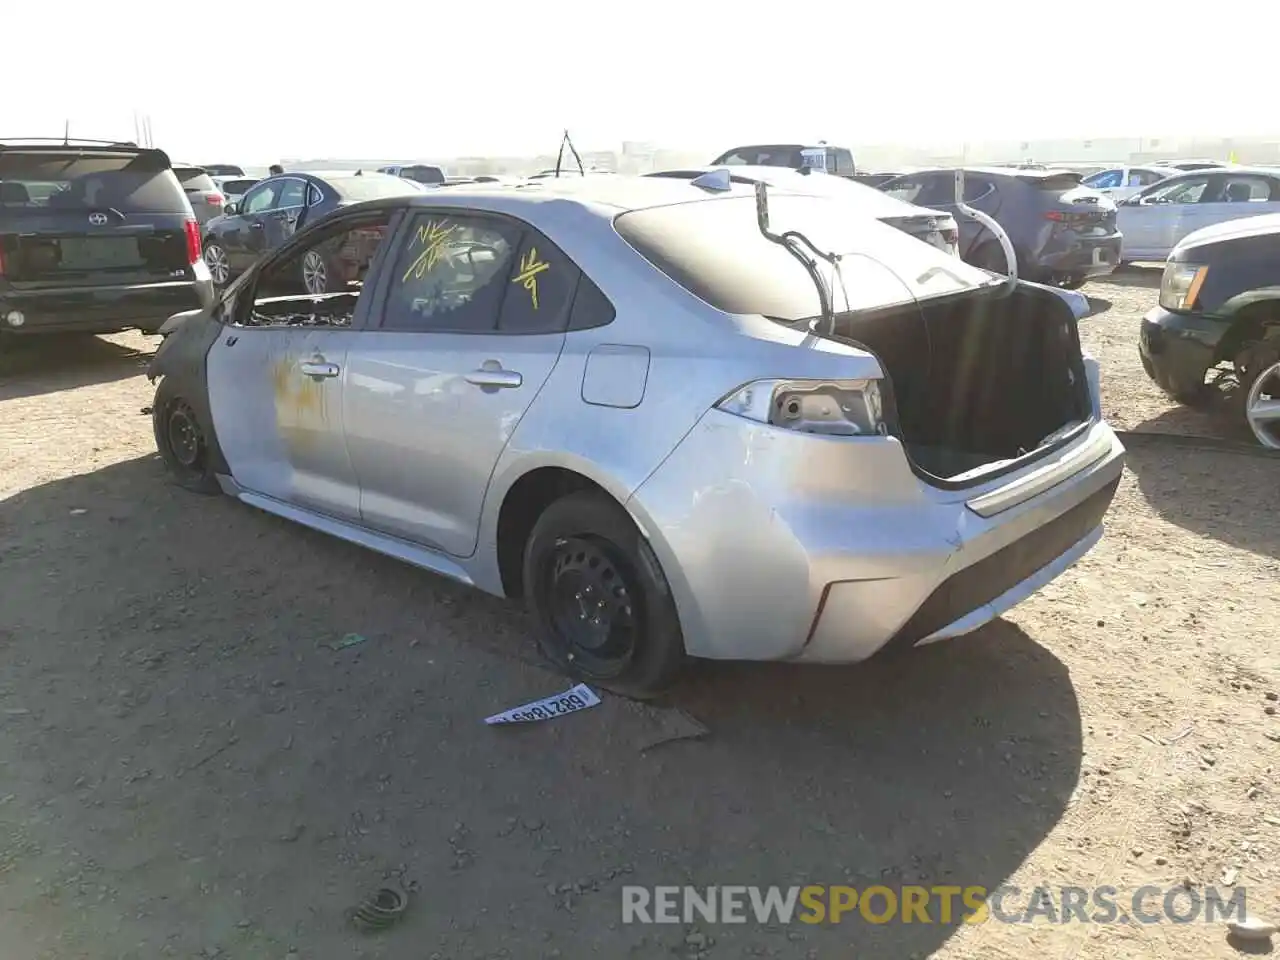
(832, 284, 1091, 484)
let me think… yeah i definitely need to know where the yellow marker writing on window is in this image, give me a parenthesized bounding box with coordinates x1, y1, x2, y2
(512, 247, 550, 309)
(401, 220, 459, 282)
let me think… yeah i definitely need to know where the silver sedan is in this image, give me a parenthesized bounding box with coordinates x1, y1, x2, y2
(148, 176, 1125, 696)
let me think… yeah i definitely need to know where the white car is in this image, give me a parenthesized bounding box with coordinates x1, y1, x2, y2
(1080, 165, 1172, 202)
(212, 175, 259, 211)
(1117, 166, 1280, 261)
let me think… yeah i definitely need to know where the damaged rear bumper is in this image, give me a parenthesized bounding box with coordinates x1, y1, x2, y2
(627, 414, 1125, 664)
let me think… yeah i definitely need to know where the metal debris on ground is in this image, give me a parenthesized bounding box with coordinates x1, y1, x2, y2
(1226, 916, 1277, 942)
(484, 682, 601, 725)
(325, 633, 367, 651)
(349, 880, 411, 932)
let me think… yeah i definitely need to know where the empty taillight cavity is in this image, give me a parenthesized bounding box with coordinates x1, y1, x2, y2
(183, 219, 202, 264)
(207, 194, 224, 205)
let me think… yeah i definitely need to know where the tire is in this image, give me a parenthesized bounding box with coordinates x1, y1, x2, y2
(152, 378, 221, 494)
(1235, 341, 1280, 450)
(204, 241, 231, 287)
(301, 249, 341, 295)
(522, 491, 685, 699)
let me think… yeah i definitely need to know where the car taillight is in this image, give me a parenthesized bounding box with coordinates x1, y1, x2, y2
(1045, 210, 1067, 222)
(207, 194, 224, 205)
(716, 379, 885, 436)
(184, 219, 202, 264)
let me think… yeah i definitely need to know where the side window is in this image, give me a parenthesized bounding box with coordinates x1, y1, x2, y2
(231, 213, 396, 329)
(832, 149, 855, 176)
(1214, 176, 1275, 202)
(882, 177, 926, 204)
(277, 179, 306, 208)
(306, 183, 324, 206)
(1085, 170, 1121, 188)
(498, 232, 581, 334)
(567, 274, 615, 331)
(1136, 169, 1167, 186)
(381, 212, 519, 333)
(963, 177, 995, 203)
(241, 182, 278, 214)
(1144, 176, 1210, 204)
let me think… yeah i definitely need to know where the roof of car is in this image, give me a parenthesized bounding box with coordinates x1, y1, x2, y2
(424, 173, 762, 212)
(1144, 165, 1280, 179)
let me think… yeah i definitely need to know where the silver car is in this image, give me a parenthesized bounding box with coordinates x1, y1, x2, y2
(147, 177, 1125, 696)
(172, 165, 225, 226)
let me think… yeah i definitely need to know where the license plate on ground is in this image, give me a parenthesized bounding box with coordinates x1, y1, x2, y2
(57, 237, 141, 270)
(1092, 247, 1111, 266)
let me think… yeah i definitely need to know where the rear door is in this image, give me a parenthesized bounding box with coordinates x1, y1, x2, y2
(264, 177, 307, 250)
(342, 210, 576, 556)
(1185, 173, 1280, 243)
(0, 147, 197, 290)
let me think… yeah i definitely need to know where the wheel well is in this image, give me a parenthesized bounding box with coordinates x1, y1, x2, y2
(496, 467, 612, 598)
(1217, 301, 1280, 364)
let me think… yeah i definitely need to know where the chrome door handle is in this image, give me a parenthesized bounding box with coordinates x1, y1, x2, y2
(299, 360, 340, 379)
(465, 369, 522, 389)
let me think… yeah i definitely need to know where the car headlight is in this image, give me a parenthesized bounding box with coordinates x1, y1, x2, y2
(1159, 263, 1208, 312)
(715, 378, 885, 436)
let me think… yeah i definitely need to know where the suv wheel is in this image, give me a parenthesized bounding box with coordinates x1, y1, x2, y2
(1239, 342, 1280, 449)
(523, 492, 685, 699)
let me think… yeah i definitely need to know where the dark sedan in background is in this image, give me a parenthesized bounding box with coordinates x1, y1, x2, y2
(646, 165, 960, 256)
(878, 167, 1121, 288)
(202, 170, 421, 293)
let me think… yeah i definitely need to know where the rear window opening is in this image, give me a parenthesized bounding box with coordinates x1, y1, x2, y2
(615, 195, 1093, 487)
(173, 167, 219, 193)
(0, 149, 192, 214)
(1024, 172, 1085, 191)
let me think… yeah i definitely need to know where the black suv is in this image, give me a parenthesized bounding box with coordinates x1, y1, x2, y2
(1139, 214, 1280, 449)
(0, 139, 215, 344)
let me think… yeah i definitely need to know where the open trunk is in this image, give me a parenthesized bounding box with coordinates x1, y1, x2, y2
(832, 283, 1092, 485)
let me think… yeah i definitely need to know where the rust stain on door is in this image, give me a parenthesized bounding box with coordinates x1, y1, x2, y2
(271, 355, 328, 452)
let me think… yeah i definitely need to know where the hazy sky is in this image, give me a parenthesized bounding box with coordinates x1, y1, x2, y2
(7, 0, 1271, 162)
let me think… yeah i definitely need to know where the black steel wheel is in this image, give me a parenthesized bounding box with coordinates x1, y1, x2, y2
(523, 491, 685, 699)
(541, 535, 639, 679)
(152, 378, 220, 494)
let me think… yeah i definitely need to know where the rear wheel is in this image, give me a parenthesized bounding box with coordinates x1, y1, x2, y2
(1237, 342, 1280, 449)
(152, 378, 220, 494)
(204, 242, 230, 286)
(522, 491, 685, 699)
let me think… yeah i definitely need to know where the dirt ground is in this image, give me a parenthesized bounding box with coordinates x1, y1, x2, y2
(0, 269, 1277, 960)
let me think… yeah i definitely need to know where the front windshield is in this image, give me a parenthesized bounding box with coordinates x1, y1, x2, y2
(615, 193, 992, 323)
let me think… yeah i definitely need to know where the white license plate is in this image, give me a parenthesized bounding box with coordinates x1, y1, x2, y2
(58, 237, 141, 269)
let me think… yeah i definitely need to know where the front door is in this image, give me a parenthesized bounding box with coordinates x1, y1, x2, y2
(205, 211, 400, 520)
(343, 210, 578, 556)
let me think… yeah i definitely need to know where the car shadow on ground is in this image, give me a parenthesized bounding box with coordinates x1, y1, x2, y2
(0, 334, 153, 401)
(1122, 434, 1280, 561)
(1104, 265, 1162, 289)
(1086, 296, 1113, 317)
(0, 455, 1085, 959)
